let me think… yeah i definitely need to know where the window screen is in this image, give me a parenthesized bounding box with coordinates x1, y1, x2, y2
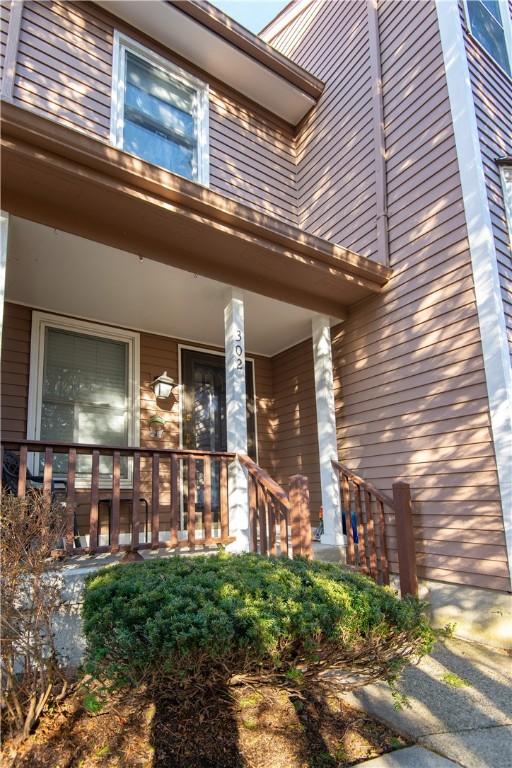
(466, 1, 511, 75)
(122, 51, 198, 180)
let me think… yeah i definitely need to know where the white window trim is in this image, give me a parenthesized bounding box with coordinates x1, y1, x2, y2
(500, 166, 512, 249)
(27, 312, 140, 487)
(110, 30, 210, 186)
(462, 0, 512, 80)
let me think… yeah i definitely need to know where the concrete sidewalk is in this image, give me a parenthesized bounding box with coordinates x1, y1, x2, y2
(341, 638, 511, 768)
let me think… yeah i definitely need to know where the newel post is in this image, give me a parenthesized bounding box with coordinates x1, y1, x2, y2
(289, 475, 312, 559)
(393, 481, 418, 597)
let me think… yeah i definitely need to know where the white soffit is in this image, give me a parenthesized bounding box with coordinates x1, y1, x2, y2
(95, 0, 316, 124)
(5, 217, 323, 357)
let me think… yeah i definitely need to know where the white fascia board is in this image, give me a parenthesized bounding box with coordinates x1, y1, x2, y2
(96, 0, 315, 124)
(436, 0, 512, 579)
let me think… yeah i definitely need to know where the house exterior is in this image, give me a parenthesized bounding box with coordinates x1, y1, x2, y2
(0, 0, 511, 647)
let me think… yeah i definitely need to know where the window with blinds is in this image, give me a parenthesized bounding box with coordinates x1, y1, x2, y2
(111, 34, 209, 185)
(40, 328, 130, 478)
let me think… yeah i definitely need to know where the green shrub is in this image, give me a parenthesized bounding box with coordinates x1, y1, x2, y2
(82, 553, 438, 694)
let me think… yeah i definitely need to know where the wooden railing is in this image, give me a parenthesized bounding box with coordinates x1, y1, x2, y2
(239, 454, 312, 559)
(332, 459, 418, 596)
(1, 440, 235, 556)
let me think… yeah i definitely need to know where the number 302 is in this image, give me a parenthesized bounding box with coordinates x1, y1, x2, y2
(235, 330, 243, 369)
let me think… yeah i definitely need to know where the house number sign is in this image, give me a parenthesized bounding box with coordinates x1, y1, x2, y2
(235, 329, 244, 369)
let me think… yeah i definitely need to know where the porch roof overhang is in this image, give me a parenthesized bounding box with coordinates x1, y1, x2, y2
(0, 103, 391, 318)
(94, 0, 323, 125)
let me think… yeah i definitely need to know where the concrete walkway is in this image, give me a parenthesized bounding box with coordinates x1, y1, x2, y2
(341, 638, 511, 768)
(356, 746, 460, 767)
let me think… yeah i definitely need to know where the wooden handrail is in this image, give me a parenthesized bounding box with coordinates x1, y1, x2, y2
(331, 459, 395, 509)
(2, 440, 234, 557)
(238, 454, 311, 559)
(2, 439, 235, 459)
(332, 458, 417, 597)
(238, 454, 290, 510)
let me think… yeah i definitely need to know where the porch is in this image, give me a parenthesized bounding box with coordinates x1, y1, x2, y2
(0, 210, 420, 594)
(0, 213, 336, 557)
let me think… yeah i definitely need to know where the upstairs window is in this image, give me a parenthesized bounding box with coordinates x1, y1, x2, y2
(501, 166, 512, 248)
(111, 33, 209, 185)
(464, 1, 512, 76)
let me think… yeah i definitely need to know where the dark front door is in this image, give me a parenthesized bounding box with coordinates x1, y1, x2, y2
(181, 349, 256, 530)
(181, 349, 256, 459)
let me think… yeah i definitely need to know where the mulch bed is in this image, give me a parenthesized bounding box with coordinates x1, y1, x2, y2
(1, 683, 408, 768)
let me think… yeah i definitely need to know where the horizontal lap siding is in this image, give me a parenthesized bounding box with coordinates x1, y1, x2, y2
(268, 0, 377, 255)
(333, 0, 508, 591)
(0, 303, 31, 441)
(13, 0, 112, 139)
(462, 14, 512, 359)
(1, 0, 10, 83)
(268, 0, 509, 590)
(209, 90, 297, 223)
(271, 339, 321, 522)
(11, 1, 298, 223)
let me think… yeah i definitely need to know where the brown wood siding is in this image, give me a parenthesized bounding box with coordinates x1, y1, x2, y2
(0, 0, 11, 83)
(462, 7, 512, 359)
(0, 303, 274, 478)
(271, 338, 321, 521)
(10, 1, 298, 224)
(270, 0, 509, 591)
(0, 302, 31, 441)
(268, 0, 378, 257)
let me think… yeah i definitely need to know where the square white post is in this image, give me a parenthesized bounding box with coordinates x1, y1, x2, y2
(0, 212, 9, 354)
(312, 315, 343, 546)
(224, 288, 249, 552)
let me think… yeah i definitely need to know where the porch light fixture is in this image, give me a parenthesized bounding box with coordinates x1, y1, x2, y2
(151, 371, 175, 399)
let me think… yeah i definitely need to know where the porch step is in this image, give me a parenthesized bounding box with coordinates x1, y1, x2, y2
(312, 542, 347, 564)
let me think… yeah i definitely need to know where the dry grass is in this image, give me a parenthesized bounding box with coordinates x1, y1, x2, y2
(1, 682, 408, 768)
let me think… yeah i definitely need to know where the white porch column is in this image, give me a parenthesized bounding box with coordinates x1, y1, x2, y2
(312, 314, 343, 546)
(224, 288, 249, 552)
(0, 212, 9, 353)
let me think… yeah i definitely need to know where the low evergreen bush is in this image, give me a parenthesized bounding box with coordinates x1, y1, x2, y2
(83, 553, 438, 696)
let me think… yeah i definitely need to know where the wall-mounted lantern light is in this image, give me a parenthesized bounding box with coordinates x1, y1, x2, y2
(149, 414, 166, 439)
(151, 371, 175, 400)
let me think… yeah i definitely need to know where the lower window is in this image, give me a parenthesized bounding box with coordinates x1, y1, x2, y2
(28, 312, 140, 484)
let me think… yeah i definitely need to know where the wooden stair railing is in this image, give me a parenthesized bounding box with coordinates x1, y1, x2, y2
(238, 454, 312, 559)
(332, 459, 418, 597)
(1, 440, 235, 557)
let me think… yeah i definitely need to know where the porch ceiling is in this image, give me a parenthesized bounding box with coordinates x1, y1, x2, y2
(5, 216, 328, 357)
(1, 103, 391, 319)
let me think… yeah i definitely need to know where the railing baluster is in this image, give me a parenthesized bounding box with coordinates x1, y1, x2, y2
(203, 454, 212, 543)
(152, 453, 160, 548)
(220, 457, 228, 541)
(279, 504, 289, 557)
(365, 490, 378, 580)
(377, 499, 389, 585)
(170, 453, 179, 548)
(132, 451, 141, 549)
(43, 447, 53, 499)
(354, 484, 366, 571)
(249, 473, 258, 552)
(17, 445, 27, 497)
(89, 450, 100, 552)
(342, 472, 355, 565)
(268, 493, 277, 555)
(187, 455, 196, 547)
(111, 451, 121, 552)
(258, 483, 268, 555)
(66, 448, 76, 554)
